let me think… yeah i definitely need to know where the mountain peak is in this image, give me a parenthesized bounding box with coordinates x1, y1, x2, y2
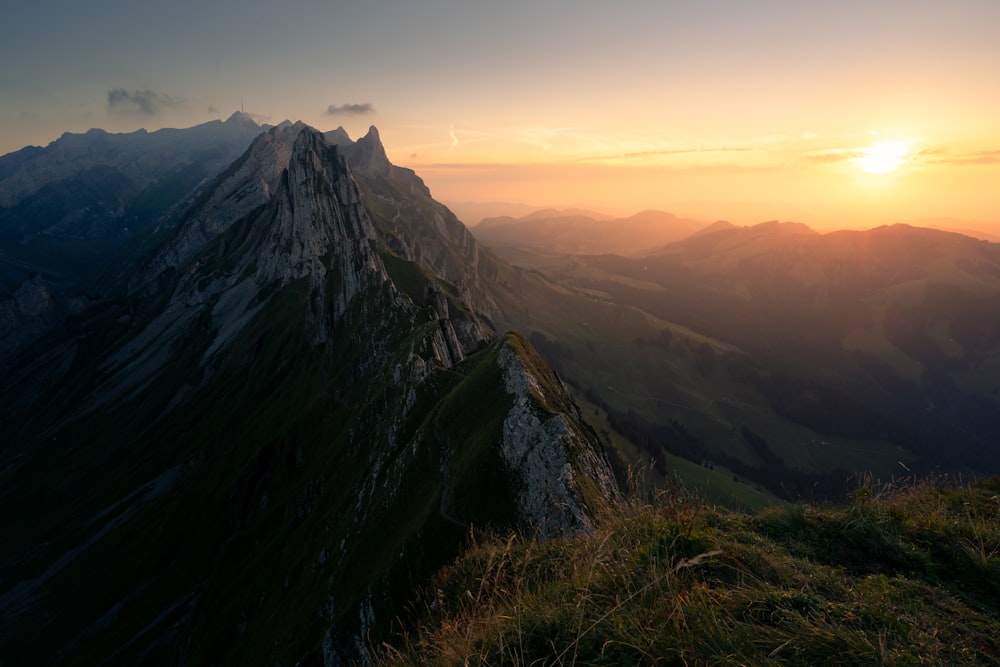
(325, 125, 352, 146)
(223, 110, 259, 128)
(358, 124, 386, 154)
(344, 124, 390, 177)
(0, 115, 623, 664)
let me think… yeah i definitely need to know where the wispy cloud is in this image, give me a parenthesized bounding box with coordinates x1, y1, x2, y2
(575, 145, 759, 163)
(804, 148, 863, 165)
(324, 103, 375, 116)
(107, 88, 182, 115)
(923, 149, 1000, 166)
(805, 145, 1000, 168)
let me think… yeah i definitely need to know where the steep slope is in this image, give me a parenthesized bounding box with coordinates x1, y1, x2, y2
(0, 112, 262, 291)
(320, 132, 773, 504)
(327, 126, 504, 325)
(0, 123, 618, 665)
(532, 221, 1000, 483)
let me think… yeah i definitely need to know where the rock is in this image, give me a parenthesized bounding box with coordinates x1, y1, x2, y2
(496, 336, 620, 537)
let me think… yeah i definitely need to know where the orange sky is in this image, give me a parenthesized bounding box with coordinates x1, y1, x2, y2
(385, 103, 1000, 229)
(3, 1, 999, 231)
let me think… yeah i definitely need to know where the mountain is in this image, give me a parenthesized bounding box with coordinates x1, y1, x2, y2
(324, 126, 510, 329)
(472, 208, 706, 256)
(908, 217, 1000, 243)
(0, 123, 618, 664)
(526, 220, 1000, 488)
(0, 111, 263, 292)
(4, 116, 998, 662)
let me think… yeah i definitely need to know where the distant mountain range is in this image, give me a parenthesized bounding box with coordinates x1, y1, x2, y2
(0, 112, 264, 292)
(472, 207, 711, 256)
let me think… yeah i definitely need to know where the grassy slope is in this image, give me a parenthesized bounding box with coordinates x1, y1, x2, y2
(382, 476, 1000, 666)
(485, 257, 894, 505)
(572, 391, 779, 512)
(484, 240, 1000, 500)
(0, 260, 541, 665)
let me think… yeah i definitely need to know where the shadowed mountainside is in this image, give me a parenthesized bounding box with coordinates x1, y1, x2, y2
(0, 123, 618, 665)
(498, 220, 1000, 494)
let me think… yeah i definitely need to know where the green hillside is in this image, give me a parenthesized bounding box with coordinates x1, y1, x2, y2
(482, 224, 1000, 502)
(382, 476, 1000, 665)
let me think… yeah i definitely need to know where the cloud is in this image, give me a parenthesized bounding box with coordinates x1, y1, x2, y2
(107, 88, 182, 115)
(576, 145, 758, 163)
(807, 146, 1000, 168)
(804, 149, 862, 165)
(449, 124, 459, 152)
(324, 103, 375, 116)
(924, 149, 1000, 166)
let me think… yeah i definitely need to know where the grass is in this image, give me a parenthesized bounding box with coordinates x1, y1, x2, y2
(4, 270, 620, 665)
(572, 391, 780, 512)
(484, 260, 915, 503)
(379, 475, 1000, 665)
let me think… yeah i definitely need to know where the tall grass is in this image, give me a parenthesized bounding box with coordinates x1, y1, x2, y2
(379, 475, 1000, 665)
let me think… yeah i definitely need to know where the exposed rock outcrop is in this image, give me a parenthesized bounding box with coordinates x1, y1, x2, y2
(497, 335, 620, 537)
(0, 120, 619, 667)
(329, 126, 504, 326)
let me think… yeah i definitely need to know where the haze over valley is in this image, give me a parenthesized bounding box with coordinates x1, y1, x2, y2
(2, 1, 999, 664)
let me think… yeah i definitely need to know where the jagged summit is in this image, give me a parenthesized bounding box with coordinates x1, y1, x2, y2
(324, 125, 352, 145)
(223, 110, 258, 126)
(327, 123, 392, 178)
(0, 117, 620, 664)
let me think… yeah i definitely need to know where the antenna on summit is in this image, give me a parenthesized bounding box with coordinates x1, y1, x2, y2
(241, 98, 244, 114)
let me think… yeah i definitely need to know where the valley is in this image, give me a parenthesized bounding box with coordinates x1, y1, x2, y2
(476, 215, 1000, 502)
(0, 118, 997, 664)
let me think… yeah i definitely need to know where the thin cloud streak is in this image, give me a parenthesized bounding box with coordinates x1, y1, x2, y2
(574, 146, 760, 163)
(805, 145, 1000, 167)
(923, 149, 1000, 166)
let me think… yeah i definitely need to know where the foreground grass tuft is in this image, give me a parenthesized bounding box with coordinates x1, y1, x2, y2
(380, 477, 1000, 665)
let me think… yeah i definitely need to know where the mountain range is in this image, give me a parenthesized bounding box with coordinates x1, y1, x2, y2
(2, 115, 999, 664)
(487, 218, 1000, 500)
(472, 208, 708, 256)
(0, 120, 617, 664)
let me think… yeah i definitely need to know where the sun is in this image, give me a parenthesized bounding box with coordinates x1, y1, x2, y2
(853, 141, 909, 174)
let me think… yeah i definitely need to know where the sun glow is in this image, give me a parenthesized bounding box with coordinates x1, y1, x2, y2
(854, 141, 909, 174)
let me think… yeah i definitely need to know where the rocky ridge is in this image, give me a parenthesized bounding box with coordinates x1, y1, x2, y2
(0, 112, 261, 207)
(0, 112, 265, 292)
(0, 120, 619, 665)
(497, 338, 620, 536)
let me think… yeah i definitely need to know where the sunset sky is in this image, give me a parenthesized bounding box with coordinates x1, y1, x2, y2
(3, 0, 999, 229)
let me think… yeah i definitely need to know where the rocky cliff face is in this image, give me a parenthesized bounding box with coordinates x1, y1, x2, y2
(0, 121, 619, 665)
(329, 126, 504, 325)
(497, 335, 620, 536)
